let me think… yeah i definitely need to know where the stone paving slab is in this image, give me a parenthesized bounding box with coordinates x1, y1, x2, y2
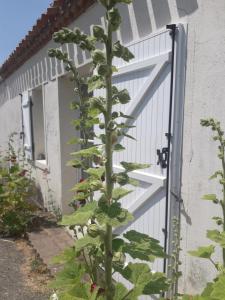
(28, 227, 74, 274)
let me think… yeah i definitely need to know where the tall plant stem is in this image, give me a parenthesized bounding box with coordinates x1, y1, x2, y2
(217, 129, 225, 267)
(104, 7, 114, 300)
(221, 143, 225, 267)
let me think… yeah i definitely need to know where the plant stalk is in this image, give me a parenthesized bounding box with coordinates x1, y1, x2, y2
(221, 143, 225, 267)
(217, 129, 225, 267)
(104, 7, 114, 300)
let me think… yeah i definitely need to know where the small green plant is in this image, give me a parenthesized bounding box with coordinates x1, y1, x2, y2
(31, 254, 49, 274)
(0, 133, 36, 236)
(168, 217, 182, 299)
(43, 168, 62, 221)
(182, 118, 225, 299)
(48, 0, 169, 299)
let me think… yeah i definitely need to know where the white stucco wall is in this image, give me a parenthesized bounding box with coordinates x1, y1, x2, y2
(0, 0, 225, 294)
(58, 75, 80, 214)
(179, 0, 225, 294)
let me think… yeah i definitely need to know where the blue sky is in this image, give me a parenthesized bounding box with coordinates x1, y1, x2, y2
(0, 0, 52, 65)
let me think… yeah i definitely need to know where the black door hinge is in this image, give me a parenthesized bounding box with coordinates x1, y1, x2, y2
(157, 147, 169, 169)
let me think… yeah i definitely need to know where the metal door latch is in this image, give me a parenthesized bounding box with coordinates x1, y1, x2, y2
(156, 147, 169, 169)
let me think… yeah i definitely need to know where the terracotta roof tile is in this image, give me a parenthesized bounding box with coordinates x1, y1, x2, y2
(0, 0, 96, 80)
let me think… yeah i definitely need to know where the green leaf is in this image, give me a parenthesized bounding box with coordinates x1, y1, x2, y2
(114, 0, 132, 3)
(98, 64, 111, 76)
(112, 238, 125, 252)
(70, 180, 89, 192)
(96, 202, 133, 228)
(201, 282, 214, 297)
(92, 49, 106, 65)
(112, 187, 132, 200)
(118, 263, 168, 296)
(98, 0, 132, 9)
(114, 283, 133, 300)
(207, 230, 225, 247)
(73, 192, 90, 201)
(120, 263, 150, 287)
(75, 234, 102, 252)
(212, 216, 223, 226)
(67, 137, 80, 145)
(93, 25, 107, 42)
(209, 171, 223, 180)
(56, 293, 83, 300)
(89, 97, 106, 113)
(120, 112, 134, 119)
(112, 65, 118, 73)
(109, 8, 121, 31)
(116, 123, 135, 129)
(113, 89, 131, 105)
(87, 75, 105, 93)
(50, 261, 86, 291)
(123, 230, 166, 261)
(143, 272, 169, 295)
(202, 194, 218, 201)
(85, 167, 105, 179)
(71, 146, 101, 158)
(182, 295, 204, 300)
(188, 245, 215, 259)
(120, 161, 150, 172)
(122, 132, 136, 140)
(67, 159, 83, 168)
(60, 201, 98, 226)
(113, 41, 134, 62)
(51, 247, 76, 264)
(116, 172, 129, 186)
(128, 178, 139, 186)
(211, 275, 225, 300)
(113, 144, 125, 152)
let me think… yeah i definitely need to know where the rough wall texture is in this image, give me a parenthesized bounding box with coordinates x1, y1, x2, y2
(0, 0, 225, 294)
(180, 0, 225, 293)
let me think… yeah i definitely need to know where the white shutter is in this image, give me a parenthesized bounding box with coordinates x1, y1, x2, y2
(94, 25, 185, 299)
(95, 29, 173, 270)
(22, 91, 33, 160)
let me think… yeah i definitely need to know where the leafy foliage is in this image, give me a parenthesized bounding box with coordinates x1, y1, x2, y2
(48, 0, 169, 298)
(185, 118, 225, 299)
(189, 245, 215, 259)
(0, 134, 36, 236)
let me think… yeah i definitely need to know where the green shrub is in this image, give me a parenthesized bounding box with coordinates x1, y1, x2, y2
(0, 134, 36, 236)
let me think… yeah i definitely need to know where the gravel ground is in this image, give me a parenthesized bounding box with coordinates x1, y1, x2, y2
(0, 239, 49, 300)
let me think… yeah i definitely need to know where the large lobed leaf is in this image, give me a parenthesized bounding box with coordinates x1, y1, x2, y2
(123, 230, 166, 261)
(60, 201, 98, 226)
(51, 247, 76, 265)
(188, 245, 215, 259)
(85, 167, 105, 180)
(210, 275, 225, 300)
(75, 234, 102, 252)
(96, 202, 133, 228)
(71, 146, 101, 158)
(118, 263, 168, 296)
(112, 187, 132, 200)
(88, 75, 105, 93)
(207, 230, 225, 248)
(120, 161, 150, 172)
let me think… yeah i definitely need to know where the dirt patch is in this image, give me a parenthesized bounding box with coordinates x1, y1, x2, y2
(0, 238, 51, 300)
(16, 239, 52, 294)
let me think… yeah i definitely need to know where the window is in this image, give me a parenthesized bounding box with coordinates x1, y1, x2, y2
(31, 86, 46, 163)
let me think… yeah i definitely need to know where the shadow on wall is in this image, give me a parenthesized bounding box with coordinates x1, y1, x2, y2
(175, 0, 199, 17)
(131, 0, 198, 40)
